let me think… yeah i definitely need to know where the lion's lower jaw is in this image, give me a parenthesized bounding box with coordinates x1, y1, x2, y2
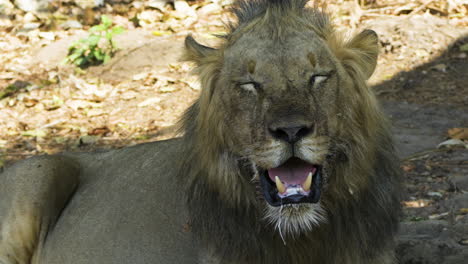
(263, 202, 327, 238)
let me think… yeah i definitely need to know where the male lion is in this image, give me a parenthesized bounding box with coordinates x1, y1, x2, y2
(0, 0, 401, 263)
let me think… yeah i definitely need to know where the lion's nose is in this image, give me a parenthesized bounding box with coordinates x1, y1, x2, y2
(268, 124, 313, 144)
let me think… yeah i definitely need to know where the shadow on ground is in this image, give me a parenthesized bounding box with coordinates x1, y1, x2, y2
(374, 35, 468, 264)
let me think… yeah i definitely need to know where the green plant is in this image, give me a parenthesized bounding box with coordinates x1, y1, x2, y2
(65, 16, 124, 68)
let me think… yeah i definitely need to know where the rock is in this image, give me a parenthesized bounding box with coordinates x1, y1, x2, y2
(147, 0, 171, 11)
(75, 0, 104, 9)
(79, 135, 99, 146)
(0, 0, 14, 10)
(23, 12, 37, 23)
(174, 0, 196, 18)
(137, 10, 163, 27)
(38, 31, 55, 41)
(197, 3, 222, 16)
(14, 0, 49, 12)
(59, 20, 83, 29)
(450, 174, 468, 191)
(20, 22, 40, 31)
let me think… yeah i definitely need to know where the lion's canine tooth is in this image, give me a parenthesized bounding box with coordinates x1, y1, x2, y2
(303, 172, 313, 192)
(275, 176, 286, 194)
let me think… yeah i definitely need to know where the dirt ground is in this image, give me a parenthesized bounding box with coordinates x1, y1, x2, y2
(0, 1, 468, 263)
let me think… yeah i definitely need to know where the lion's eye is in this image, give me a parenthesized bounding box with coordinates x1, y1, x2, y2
(240, 82, 259, 93)
(310, 74, 329, 86)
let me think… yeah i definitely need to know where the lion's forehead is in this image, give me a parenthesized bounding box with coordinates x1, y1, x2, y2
(224, 34, 335, 80)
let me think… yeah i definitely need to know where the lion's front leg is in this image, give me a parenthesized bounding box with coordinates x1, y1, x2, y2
(0, 155, 80, 264)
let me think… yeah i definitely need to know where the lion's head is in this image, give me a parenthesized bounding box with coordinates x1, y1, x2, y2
(180, 0, 394, 239)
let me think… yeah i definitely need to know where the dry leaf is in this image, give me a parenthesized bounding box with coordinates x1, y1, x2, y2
(437, 139, 467, 149)
(401, 164, 415, 172)
(402, 200, 431, 208)
(89, 127, 110, 136)
(87, 109, 107, 117)
(138, 97, 161, 107)
(448, 128, 468, 140)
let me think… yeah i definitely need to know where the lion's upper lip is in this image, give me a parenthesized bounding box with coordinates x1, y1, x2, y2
(260, 158, 322, 207)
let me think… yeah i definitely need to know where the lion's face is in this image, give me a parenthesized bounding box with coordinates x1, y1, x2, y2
(184, 10, 379, 236)
(216, 32, 345, 233)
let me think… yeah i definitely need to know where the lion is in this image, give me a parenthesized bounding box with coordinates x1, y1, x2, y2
(0, 0, 401, 263)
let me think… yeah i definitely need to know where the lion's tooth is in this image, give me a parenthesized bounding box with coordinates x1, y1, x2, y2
(303, 172, 313, 192)
(275, 176, 286, 194)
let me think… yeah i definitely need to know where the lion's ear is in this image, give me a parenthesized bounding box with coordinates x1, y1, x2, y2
(342, 29, 379, 80)
(184, 35, 217, 65)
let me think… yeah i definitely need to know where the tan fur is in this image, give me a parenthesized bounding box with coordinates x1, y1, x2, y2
(0, 1, 400, 263)
(0, 156, 80, 264)
(181, 1, 401, 263)
(0, 208, 40, 264)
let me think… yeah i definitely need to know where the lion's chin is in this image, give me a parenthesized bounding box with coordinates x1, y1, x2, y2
(264, 203, 327, 237)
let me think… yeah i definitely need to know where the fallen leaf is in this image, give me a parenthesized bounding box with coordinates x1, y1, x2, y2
(147, 0, 167, 11)
(428, 212, 449, 220)
(182, 76, 200, 90)
(152, 30, 172, 36)
(66, 100, 91, 110)
(138, 97, 161, 107)
(427, 191, 443, 198)
(132, 72, 149, 81)
(431, 63, 447, 72)
(448, 128, 468, 140)
(89, 127, 110, 136)
(38, 32, 55, 41)
(437, 139, 467, 149)
(44, 96, 64, 111)
(87, 109, 107, 117)
(23, 97, 39, 107)
(159, 85, 178, 93)
(22, 129, 47, 138)
(174, 0, 197, 18)
(120, 91, 139, 100)
(401, 164, 415, 172)
(402, 199, 431, 208)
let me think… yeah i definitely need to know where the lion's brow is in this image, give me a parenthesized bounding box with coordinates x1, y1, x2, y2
(248, 60, 256, 74)
(308, 53, 316, 67)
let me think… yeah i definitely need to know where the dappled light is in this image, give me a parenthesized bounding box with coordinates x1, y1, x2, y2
(0, 1, 467, 263)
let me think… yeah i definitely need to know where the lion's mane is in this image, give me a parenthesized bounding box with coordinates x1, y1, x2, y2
(177, 0, 402, 263)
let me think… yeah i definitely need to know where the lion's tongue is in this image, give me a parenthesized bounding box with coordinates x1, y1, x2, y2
(268, 158, 317, 185)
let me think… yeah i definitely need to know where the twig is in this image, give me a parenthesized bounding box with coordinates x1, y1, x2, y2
(402, 148, 447, 162)
(408, 0, 435, 17)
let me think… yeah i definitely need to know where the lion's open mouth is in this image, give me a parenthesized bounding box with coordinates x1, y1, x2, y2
(260, 157, 322, 207)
